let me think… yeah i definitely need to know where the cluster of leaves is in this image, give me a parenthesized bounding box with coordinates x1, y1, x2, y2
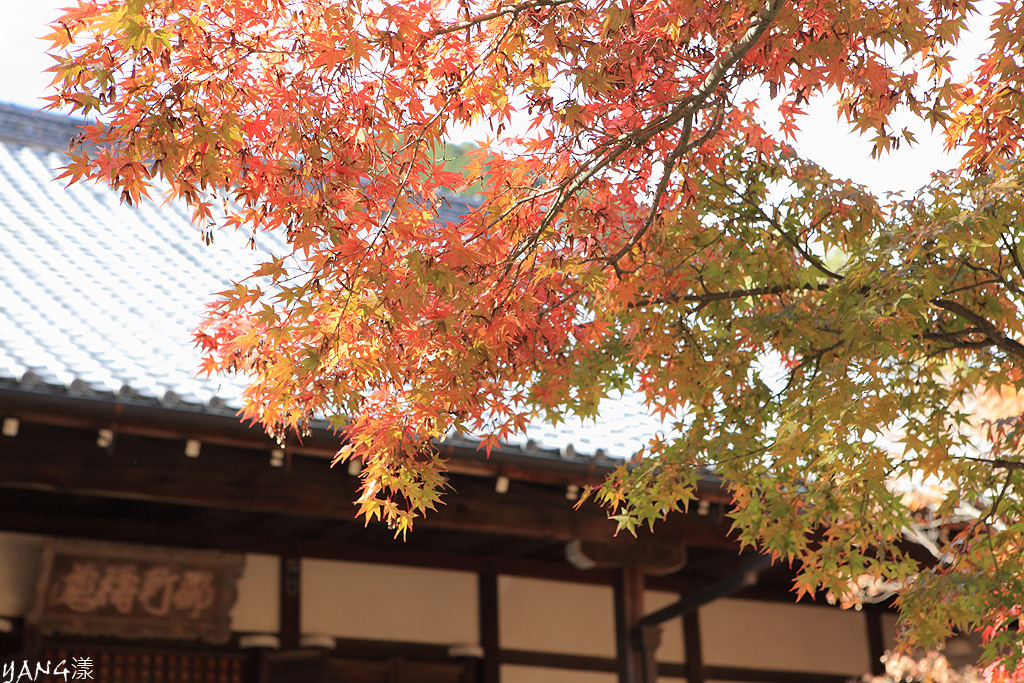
(47, 0, 1024, 665)
(857, 651, 1023, 683)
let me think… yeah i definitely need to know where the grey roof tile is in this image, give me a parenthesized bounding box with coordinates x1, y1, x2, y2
(0, 102, 671, 459)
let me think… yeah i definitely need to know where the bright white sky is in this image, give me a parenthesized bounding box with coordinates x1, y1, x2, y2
(1, 1, 992, 196)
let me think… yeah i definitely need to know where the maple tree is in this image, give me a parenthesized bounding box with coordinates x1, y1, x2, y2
(46, 0, 1024, 666)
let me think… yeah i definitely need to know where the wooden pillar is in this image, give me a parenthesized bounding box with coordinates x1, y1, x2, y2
(478, 567, 500, 683)
(280, 555, 301, 650)
(21, 619, 41, 660)
(639, 624, 662, 683)
(683, 611, 705, 683)
(613, 566, 645, 683)
(865, 608, 886, 676)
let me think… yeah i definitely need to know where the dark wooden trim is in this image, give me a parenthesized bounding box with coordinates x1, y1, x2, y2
(0, 617, 27, 659)
(28, 631, 857, 683)
(0, 385, 733, 502)
(703, 666, 852, 683)
(478, 567, 500, 683)
(0, 432, 736, 549)
(496, 649, 851, 683)
(0, 388, 325, 456)
(614, 566, 645, 683)
(639, 624, 661, 683)
(0, 386, 633, 488)
(683, 611, 705, 683)
(41, 631, 247, 653)
(500, 647, 688, 679)
(329, 636, 453, 661)
(500, 650, 617, 672)
(258, 649, 329, 683)
(0, 508, 626, 586)
(865, 607, 886, 676)
(279, 555, 301, 650)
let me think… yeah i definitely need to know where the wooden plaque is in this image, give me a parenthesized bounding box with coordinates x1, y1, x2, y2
(28, 539, 245, 644)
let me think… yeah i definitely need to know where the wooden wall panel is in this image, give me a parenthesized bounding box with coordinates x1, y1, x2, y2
(300, 559, 478, 645)
(644, 591, 684, 664)
(700, 599, 870, 676)
(229, 552, 280, 634)
(501, 664, 618, 683)
(498, 576, 616, 658)
(0, 532, 42, 617)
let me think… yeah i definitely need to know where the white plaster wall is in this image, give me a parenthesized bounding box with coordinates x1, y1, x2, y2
(0, 532, 43, 617)
(301, 559, 478, 645)
(700, 598, 870, 675)
(230, 553, 280, 633)
(501, 665, 617, 683)
(498, 576, 615, 658)
(646, 590, 684, 664)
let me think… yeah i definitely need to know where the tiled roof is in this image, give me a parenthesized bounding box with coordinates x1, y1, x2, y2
(0, 102, 669, 459)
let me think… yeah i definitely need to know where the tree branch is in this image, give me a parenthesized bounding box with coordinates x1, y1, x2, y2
(755, 208, 844, 281)
(956, 454, 1024, 471)
(1002, 233, 1024, 285)
(504, 0, 787, 269)
(931, 298, 1024, 363)
(605, 104, 725, 272)
(636, 282, 830, 307)
(428, 0, 577, 37)
(636, 286, 1005, 360)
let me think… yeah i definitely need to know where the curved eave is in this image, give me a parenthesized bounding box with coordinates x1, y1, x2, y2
(0, 381, 729, 497)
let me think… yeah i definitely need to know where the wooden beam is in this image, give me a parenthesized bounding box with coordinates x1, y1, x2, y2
(499, 650, 617, 673)
(639, 624, 661, 683)
(280, 555, 301, 650)
(0, 391, 317, 456)
(327, 637, 453, 661)
(0, 437, 738, 548)
(683, 611, 705, 683)
(0, 389, 615, 488)
(496, 649, 852, 683)
(865, 607, 886, 676)
(613, 566, 645, 683)
(478, 567, 500, 683)
(703, 667, 851, 683)
(0, 388, 737, 500)
(0, 506, 624, 587)
(499, 649, 693, 679)
(638, 554, 772, 627)
(438, 444, 610, 486)
(424, 477, 734, 547)
(565, 537, 686, 575)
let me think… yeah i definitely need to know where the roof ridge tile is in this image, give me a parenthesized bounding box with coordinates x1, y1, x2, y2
(0, 103, 84, 152)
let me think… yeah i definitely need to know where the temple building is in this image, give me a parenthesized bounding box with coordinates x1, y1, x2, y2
(0, 102, 909, 683)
